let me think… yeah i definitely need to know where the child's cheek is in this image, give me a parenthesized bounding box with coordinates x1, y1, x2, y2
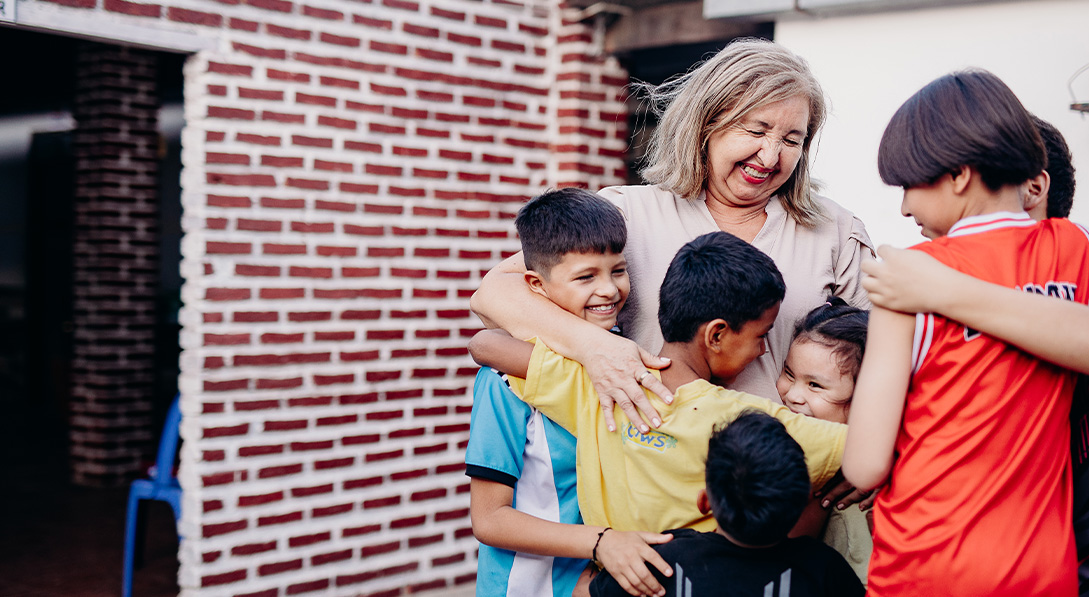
(835, 403, 850, 425)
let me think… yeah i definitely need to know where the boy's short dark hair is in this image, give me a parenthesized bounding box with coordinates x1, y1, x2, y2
(658, 231, 785, 342)
(1033, 115, 1076, 219)
(878, 69, 1045, 192)
(705, 411, 811, 546)
(514, 188, 626, 276)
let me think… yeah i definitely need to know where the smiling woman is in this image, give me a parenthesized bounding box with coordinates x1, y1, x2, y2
(471, 38, 874, 422)
(706, 97, 809, 215)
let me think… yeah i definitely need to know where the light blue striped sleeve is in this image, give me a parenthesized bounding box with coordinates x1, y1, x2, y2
(466, 367, 531, 486)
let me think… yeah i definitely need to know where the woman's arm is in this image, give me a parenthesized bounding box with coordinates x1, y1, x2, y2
(471, 252, 673, 432)
(863, 245, 1089, 374)
(470, 479, 673, 597)
(470, 253, 580, 339)
(842, 307, 914, 490)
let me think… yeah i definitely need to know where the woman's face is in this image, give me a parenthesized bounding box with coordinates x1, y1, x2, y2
(705, 95, 810, 210)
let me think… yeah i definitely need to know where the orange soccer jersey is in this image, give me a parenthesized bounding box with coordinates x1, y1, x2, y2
(868, 212, 1089, 596)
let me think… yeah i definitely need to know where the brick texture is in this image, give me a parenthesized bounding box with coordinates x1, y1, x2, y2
(70, 43, 161, 486)
(551, 11, 631, 189)
(33, 0, 630, 593)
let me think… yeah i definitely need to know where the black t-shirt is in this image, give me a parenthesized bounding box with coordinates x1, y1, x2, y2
(590, 529, 864, 597)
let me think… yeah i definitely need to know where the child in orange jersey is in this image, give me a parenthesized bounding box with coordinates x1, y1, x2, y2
(843, 70, 1088, 596)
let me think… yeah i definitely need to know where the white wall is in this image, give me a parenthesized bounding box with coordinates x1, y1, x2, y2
(776, 0, 1089, 248)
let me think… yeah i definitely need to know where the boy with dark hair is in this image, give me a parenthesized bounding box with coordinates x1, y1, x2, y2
(466, 188, 671, 597)
(473, 231, 847, 536)
(516, 187, 628, 273)
(1021, 115, 1077, 220)
(844, 69, 1089, 595)
(513, 187, 632, 331)
(1017, 114, 1089, 590)
(591, 411, 864, 597)
(656, 232, 785, 346)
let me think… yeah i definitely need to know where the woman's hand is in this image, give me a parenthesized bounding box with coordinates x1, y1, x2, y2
(581, 332, 673, 433)
(471, 252, 676, 430)
(595, 529, 674, 597)
(862, 245, 959, 314)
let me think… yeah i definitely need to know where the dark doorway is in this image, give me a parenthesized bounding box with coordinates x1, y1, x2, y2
(0, 26, 184, 596)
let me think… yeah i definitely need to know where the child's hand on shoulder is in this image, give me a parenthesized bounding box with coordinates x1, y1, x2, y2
(595, 529, 674, 597)
(862, 246, 955, 314)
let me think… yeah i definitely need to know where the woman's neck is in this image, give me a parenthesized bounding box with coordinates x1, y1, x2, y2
(705, 196, 769, 243)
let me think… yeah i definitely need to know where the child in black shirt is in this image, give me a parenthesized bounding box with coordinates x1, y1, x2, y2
(590, 411, 863, 597)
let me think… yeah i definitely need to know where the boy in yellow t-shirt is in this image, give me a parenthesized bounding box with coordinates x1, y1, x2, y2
(472, 231, 846, 535)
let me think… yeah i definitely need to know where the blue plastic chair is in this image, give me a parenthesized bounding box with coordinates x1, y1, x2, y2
(122, 394, 182, 597)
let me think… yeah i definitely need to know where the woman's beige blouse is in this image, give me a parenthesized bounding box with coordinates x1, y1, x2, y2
(598, 184, 874, 402)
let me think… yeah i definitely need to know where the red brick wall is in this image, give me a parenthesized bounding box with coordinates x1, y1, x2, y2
(23, 0, 630, 593)
(71, 43, 161, 486)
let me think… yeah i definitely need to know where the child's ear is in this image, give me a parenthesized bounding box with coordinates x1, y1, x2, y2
(949, 165, 973, 194)
(524, 271, 549, 299)
(697, 489, 712, 515)
(1022, 171, 1050, 213)
(703, 319, 730, 352)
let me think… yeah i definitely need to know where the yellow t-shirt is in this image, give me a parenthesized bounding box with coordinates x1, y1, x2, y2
(505, 340, 847, 533)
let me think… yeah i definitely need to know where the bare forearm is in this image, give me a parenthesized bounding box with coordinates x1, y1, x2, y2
(471, 479, 673, 596)
(471, 479, 598, 557)
(928, 277, 1089, 374)
(843, 308, 912, 490)
(471, 253, 673, 429)
(468, 330, 533, 377)
(474, 505, 603, 558)
(789, 497, 830, 539)
(864, 245, 1089, 374)
(470, 253, 611, 361)
(474, 506, 675, 597)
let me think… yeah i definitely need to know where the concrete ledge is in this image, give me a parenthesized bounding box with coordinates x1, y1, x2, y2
(10, 1, 215, 53)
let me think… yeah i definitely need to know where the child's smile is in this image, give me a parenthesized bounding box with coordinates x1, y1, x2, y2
(776, 339, 853, 424)
(532, 251, 630, 330)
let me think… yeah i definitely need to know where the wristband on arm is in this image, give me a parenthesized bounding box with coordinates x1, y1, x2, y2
(592, 527, 612, 569)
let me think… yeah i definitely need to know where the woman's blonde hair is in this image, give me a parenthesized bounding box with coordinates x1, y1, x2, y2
(639, 38, 827, 226)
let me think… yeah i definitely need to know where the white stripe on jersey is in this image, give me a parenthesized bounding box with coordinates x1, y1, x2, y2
(912, 313, 934, 374)
(506, 409, 559, 597)
(948, 211, 1035, 238)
